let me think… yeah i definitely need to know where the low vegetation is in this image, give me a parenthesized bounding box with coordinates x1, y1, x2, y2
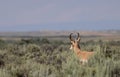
(0, 37, 120, 77)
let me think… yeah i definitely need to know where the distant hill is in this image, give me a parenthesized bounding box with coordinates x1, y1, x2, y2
(0, 30, 120, 37)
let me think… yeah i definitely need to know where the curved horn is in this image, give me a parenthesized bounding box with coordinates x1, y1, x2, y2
(77, 33, 81, 41)
(69, 33, 74, 41)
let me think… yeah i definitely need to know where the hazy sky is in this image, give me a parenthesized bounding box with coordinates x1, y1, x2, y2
(0, 0, 120, 31)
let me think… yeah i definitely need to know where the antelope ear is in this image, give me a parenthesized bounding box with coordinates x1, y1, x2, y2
(70, 40, 75, 44)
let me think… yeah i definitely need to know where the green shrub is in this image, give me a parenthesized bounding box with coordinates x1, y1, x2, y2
(0, 38, 120, 77)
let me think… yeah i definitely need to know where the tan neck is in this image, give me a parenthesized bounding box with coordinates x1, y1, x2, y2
(73, 45, 81, 54)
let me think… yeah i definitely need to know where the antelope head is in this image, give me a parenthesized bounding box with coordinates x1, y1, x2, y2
(69, 33, 81, 50)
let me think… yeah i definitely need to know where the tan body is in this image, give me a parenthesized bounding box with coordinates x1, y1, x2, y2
(73, 46, 94, 63)
(69, 33, 94, 64)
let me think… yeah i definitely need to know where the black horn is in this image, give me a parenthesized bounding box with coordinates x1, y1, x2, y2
(69, 33, 74, 41)
(77, 33, 80, 41)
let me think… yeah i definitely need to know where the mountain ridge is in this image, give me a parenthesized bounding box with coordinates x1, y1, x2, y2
(0, 30, 120, 37)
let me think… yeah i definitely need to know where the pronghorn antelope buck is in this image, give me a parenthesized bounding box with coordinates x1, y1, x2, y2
(69, 33, 94, 64)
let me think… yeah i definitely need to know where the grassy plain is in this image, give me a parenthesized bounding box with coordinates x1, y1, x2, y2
(0, 31, 120, 77)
